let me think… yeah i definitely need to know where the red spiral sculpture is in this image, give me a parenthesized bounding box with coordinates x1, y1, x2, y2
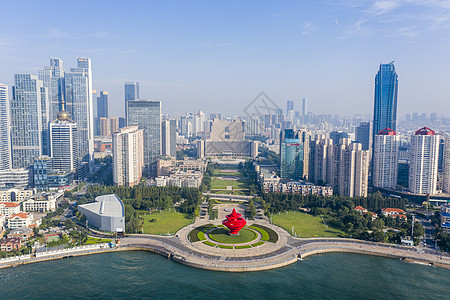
(222, 208, 246, 234)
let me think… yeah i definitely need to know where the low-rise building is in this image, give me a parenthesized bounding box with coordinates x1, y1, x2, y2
(354, 206, 368, 214)
(0, 237, 22, 251)
(0, 202, 21, 218)
(155, 170, 203, 188)
(7, 227, 33, 241)
(262, 181, 333, 196)
(22, 192, 61, 212)
(382, 208, 406, 218)
(0, 188, 36, 202)
(7, 212, 34, 229)
(78, 194, 125, 233)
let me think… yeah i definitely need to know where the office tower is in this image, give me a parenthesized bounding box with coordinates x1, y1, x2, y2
(38, 57, 65, 123)
(0, 84, 11, 170)
(302, 98, 308, 116)
(373, 62, 398, 149)
(373, 128, 399, 189)
(286, 100, 294, 113)
(110, 117, 119, 134)
(10, 74, 47, 168)
(409, 127, 439, 195)
(280, 129, 310, 180)
(118, 117, 126, 129)
(161, 120, 176, 157)
(65, 58, 94, 168)
(338, 142, 370, 197)
(97, 91, 108, 119)
(99, 117, 109, 136)
(355, 122, 373, 151)
(113, 126, 144, 187)
(124, 82, 139, 123)
(49, 107, 78, 172)
(127, 100, 161, 176)
(96, 91, 108, 135)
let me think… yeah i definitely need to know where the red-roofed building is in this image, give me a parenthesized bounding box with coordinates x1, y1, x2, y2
(415, 127, 435, 135)
(382, 208, 406, 218)
(0, 202, 21, 218)
(378, 128, 396, 135)
(7, 212, 33, 229)
(354, 206, 368, 214)
(393, 214, 407, 220)
(0, 237, 22, 252)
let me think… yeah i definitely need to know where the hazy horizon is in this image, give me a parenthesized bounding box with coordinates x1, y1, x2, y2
(1, 1, 450, 117)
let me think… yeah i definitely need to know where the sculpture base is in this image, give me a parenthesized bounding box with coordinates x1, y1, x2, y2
(228, 232, 240, 236)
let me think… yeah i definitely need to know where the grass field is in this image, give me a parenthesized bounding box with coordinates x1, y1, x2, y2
(272, 211, 345, 238)
(213, 169, 240, 176)
(140, 209, 193, 235)
(83, 237, 112, 245)
(210, 178, 249, 189)
(208, 228, 257, 244)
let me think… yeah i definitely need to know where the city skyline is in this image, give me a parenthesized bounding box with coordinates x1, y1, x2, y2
(1, 1, 450, 117)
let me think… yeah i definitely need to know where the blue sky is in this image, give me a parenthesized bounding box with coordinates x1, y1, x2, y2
(1, 0, 450, 117)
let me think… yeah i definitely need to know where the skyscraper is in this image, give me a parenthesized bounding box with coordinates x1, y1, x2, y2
(302, 98, 308, 116)
(373, 62, 398, 148)
(161, 120, 177, 157)
(127, 100, 161, 176)
(50, 106, 78, 173)
(113, 126, 144, 187)
(65, 58, 94, 168)
(442, 133, 450, 193)
(124, 82, 139, 123)
(38, 58, 64, 123)
(0, 84, 11, 170)
(409, 127, 439, 195)
(338, 142, 370, 198)
(96, 91, 108, 135)
(373, 128, 399, 189)
(280, 129, 310, 180)
(10, 74, 47, 168)
(355, 122, 373, 151)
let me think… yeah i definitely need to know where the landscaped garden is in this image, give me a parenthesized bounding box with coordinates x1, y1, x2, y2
(208, 228, 257, 244)
(272, 211, 345, 238)
(140, 209, 193, 235)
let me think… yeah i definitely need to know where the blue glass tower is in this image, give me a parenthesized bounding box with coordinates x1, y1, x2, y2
(280, 129, 304, 180)
(373, 62, 398, 139)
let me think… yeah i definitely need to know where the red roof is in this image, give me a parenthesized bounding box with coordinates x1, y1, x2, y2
(378, 128, 396, 135)
(382, 208, 406, 214)
(9, 212, 30, 219)
(393, 214, 407, 219)
(415, 127, 435, 135)
(0, 202, 20, 208)
(354, 206, 367, 211)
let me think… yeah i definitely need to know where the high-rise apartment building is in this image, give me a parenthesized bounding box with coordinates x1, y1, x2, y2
(442, 133, 450, 193)
(113, 126, 144, 187)
(409, 127, 439, 195)
(10, 74, 47, 168)
(280, 129, 310, 180)
(38, 58, 64, 123)
(311, 135, 333, 185)
(110, 117, 119, 135)
(127, 100, 161, 176)
(373, 128, 399, 189)
(373, 62, 398, 149)
(65, 58, 94, 168)
(338, 142, 370, 197)
(0, 84, 11, 170)
(124, 82, 139, 123)
(50, 110, 78, 173)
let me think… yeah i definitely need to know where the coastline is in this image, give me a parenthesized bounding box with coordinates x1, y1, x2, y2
(1, 238, 449, 271)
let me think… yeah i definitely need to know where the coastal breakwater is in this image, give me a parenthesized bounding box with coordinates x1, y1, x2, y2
(1, 237, 449, 271)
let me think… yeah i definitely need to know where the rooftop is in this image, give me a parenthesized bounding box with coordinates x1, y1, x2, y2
(378, 128, 396, 135)
(78, 194, 124, 218)
(415, 127, 435, 135)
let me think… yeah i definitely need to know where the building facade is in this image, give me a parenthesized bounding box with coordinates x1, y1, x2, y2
(0, 83, 11, 170)
(373, 128, 399, 189)
(124, 82, 139, 123)
(50, 111, 78, 172)
(113, 126, 144, 187)
(127, 100, 161, 176)
(409, 127, 440, 195)
(280, 129, 310, 180)
(373, 62, 398, 150)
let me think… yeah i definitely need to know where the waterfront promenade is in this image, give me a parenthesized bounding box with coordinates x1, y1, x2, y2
(1, 224, 449, 271)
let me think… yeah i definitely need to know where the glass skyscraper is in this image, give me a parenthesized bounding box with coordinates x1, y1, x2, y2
(127, 100, 161, 176)
(124, 82, 139, 123)
(280, 129, 304, 180)
(373, 62, 398, 139)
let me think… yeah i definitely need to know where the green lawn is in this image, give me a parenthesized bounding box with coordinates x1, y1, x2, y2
(208, 228, 257, 244)
(83, 237, 112, 245)
(210, 178, 249, 189)
(272, 211, 345, 238)
(140, 209, 193, 235)
(213, 169, 240, 176)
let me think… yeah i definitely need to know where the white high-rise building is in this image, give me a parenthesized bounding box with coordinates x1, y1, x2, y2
(11, 74, 48, 168)
(127, 100, 161, 176)
(161, 120, 177, 157)
(113, 126, 144, 187)
(409, 127, 440, 195)
(0, 84, 11, 170)
(50, 110, 78, 173)
(338, 142, 370, 198)
(373, 128, 399, 189)
(442, 133, 450, 193)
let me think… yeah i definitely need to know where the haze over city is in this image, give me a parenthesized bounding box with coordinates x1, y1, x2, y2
(1, 0, 450, 116)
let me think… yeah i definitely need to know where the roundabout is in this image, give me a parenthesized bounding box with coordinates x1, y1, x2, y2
(208, 227, 257, 244)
